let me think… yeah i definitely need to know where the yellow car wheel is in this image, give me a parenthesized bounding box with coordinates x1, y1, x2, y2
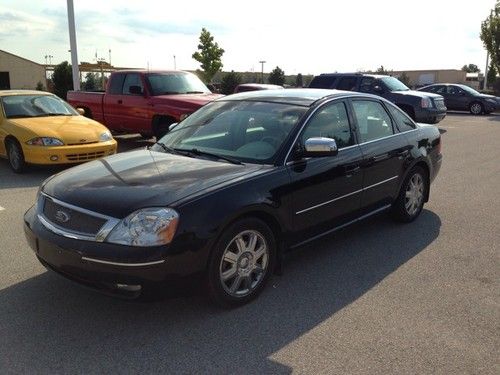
(6, 139, 26, 173)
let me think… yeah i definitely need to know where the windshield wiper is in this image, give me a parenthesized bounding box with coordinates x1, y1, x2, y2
(155, 142, 189, 156)
(185, 91, 205, 94)
(158, 91, 181, 95)
(180, 148, 243, 165)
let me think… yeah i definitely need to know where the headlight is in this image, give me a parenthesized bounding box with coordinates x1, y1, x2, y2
(99, 131, 113, 142)
(420, 97, 433, 108)
(106, 208, 179, 247)
(26, 137, 64, 146)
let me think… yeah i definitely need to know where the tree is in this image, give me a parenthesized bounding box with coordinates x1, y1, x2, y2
(295, 73, 303, 87)
(461, 64, 480, 73)
(82, 72, 99, 91)
(480, 1, 500, 75)
(52, 61, 73, 99)
(486, 61, 498, 88)
(268, 66, 285, 85)
(220, 71, 241, 95)
(192, 28, 225, 83)
(375, 65, 392, 75)
(35, 81, 45, 91)
(399, 72, 412, 87)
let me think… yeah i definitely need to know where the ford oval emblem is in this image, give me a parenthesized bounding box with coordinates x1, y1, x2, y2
(55, 210, 70, 223)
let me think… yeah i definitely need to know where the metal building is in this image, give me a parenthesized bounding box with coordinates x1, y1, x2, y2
(0, 49, 46, 90)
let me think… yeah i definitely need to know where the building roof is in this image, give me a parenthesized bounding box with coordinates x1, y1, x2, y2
(0, 50, 44, 68)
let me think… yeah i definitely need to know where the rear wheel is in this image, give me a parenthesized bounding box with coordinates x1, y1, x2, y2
(6, 139, 26, 173)
(469, 102, 483, 115)
(391, 166, 428, 222)
(207, 218, 276, 308)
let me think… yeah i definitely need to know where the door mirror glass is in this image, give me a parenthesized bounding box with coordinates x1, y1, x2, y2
(129, 85, 143, 95)
(304, 137, 338, 156)
(168, 122, 178, 131)
(76, 107, 85, 115)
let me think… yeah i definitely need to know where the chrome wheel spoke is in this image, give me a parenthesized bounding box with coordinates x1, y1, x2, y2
(221, 266, 237, 281)
(235, 237, 246, 254)
(247, 233, 258, 252)
(229, 275, 243, 293)
(223, 251, 238, 264)
(253, 245, 266, 261)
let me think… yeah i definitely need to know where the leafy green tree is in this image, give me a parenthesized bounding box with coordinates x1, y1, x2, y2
(52, 61, 73, 99)
(375, 65, 392, 75)
(35, 81, 45, 91)
(295, 73, 303, 87)
(399, 72, 412, 87)
(220, 70, 241, 95)
(486, 61, 498, 88)
(268, 66, 285, 85)
(192, 28, 225, 83)
(461, 64, 481, 73)
(480, 1, 500, 75)
(83, 72, 99, 91)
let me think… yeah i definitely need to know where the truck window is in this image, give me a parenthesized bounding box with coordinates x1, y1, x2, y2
(336, 76, 358, 91)
(359, 77, 375, 93)
(309, 75, 336, 89)
(108, 74, 125, 95)
(122, 74, 144, 95)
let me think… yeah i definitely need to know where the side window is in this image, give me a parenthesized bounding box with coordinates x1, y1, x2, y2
(352, 100, 394, 143)
(359, 77, 375, 93)
(122, 74, 144, 95)
(447, 86, 459, 95)
(386, 104, 416, 132)
(108, 74, 125, 95)
(309, 75, 336, 89)
(435, 86, 446, 94)
(301, 102, 354, 148)
(336, 76, 358, 91)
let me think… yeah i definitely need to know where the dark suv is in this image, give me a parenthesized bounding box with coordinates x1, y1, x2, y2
(309, 73, 447, 124)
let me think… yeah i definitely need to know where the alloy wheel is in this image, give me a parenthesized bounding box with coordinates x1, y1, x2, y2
(219, 230, 269, 297)
(405, 173, 424, 216)
(470, 103, 482, 115)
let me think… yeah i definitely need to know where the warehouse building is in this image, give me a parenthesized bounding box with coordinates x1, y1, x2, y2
(391, 69, 467, 88)
(0, 49, 46, 90)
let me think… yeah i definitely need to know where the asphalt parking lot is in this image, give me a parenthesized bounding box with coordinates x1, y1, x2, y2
(0, 113, 499, 374)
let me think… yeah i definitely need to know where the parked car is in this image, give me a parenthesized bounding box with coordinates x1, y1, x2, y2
(24, 89, 442, 307)
(67, 70, 223, 139)
(309, 73, 447, 124)
(234, 83, 284, 93)
(0, 90, 116, 173)
(417, 83, 499, 115)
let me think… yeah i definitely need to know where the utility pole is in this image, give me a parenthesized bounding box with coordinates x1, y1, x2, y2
(173, 55, 176, 70)
(109, 49, 112, 66)
(259, 60, 266, 83)
(66, 0, 80, 90)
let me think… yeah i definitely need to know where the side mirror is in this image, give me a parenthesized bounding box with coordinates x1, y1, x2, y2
(129, 85, 143, 95)
(76, 108, 85, 116)
(304, 137, 338, 157)
(373, 85, 384, 93)
(168, 123, 178, 131)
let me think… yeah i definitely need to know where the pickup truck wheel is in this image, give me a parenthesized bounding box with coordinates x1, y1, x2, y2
(469, 102, 483, 115)
(6, 139, 26, 173)
(154, 124, 172, 140)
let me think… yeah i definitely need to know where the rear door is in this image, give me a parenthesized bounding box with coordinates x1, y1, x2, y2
(287, 99, 363, 241)
(350, 98, 410, 212)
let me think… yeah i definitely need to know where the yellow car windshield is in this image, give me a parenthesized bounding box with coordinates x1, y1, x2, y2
(2, 95, 78, 119)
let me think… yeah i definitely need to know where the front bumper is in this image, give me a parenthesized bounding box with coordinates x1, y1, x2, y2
(414, 107, 447, 124)
(23, 205, 205, 298)
(23, 140, 117, 165)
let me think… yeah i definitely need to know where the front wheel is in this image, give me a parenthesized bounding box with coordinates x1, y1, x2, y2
(391, 166, 428, 223)
(207, 218, 276, 308)
(469, 102, 483, 115)
(6, 139, 26, 173)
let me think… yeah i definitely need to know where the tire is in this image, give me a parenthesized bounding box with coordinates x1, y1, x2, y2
(206, 218, 276, 308)
(153, 118, 175, 140)
(469, 102, 483, 115)
(6, 139, 26, 173)
(139, 133, 152, 140)
(391, 166, 428, 223)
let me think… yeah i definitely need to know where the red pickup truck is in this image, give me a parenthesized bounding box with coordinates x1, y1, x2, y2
(67, 70, 223, 138)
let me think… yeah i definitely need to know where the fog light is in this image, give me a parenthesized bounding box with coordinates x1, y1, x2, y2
(50, 155, 59, 161)
(115, 283, 141, 292)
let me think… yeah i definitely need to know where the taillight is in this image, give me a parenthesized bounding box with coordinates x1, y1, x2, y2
(421, 97, 433, 108)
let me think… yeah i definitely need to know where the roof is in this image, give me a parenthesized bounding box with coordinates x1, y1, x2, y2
(319, 73, 388, 79)
(0, 90, 53, 97)
(236, 83, 284, 89)
(217, 88, 363, 106)
(0, 50, 44, 67)
(109, 69, 191, 75)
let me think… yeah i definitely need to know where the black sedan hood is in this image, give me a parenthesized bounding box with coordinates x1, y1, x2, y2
(42, 150, 264, 218)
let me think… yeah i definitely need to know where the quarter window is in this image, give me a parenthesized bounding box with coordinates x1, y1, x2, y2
(301, 102, 354, 149)
(359, 77, 375, 93)
(336, 77, 358, 91)
(386, 104, 416, 132)
(122, 74, 144, 95)
(352, 100, 394, 143)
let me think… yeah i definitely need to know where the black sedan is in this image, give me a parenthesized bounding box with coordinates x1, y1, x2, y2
(24, 89, 442, 307)
(418, 83, 499, 115)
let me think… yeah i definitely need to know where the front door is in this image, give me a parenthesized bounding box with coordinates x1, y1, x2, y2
(287, 100, 363, 242)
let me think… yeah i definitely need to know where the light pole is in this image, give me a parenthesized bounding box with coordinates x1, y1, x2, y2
(259, 60, 266, 83)
(173, 55, 177, 70)
(66, 0, 80, 90)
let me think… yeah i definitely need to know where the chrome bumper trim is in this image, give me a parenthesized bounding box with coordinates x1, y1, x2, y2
(81, 257, 166, 267)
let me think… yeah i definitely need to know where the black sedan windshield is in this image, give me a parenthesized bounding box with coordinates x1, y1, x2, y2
(153, 100, 308, 164)
(147, 72, 211, 95)
(2, 95, 77, 118)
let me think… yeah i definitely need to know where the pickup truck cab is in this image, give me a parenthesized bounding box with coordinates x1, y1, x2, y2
(67, 70, 223, 138)
(309, 73, 447, 124)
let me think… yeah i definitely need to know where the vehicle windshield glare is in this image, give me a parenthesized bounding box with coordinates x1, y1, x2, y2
(147, 72, 211, 95)
(380, 77, 410, 92)
(152, 100, 308, 164)
(1, 95, 78, 119)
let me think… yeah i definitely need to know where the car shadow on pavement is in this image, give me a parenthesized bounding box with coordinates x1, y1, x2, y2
(0, 209, 441, 373)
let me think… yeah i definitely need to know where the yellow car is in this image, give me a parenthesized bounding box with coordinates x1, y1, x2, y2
(0, 90, 117, 173)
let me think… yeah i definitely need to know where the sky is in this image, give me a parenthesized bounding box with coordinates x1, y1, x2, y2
(0, 0, 497, 75)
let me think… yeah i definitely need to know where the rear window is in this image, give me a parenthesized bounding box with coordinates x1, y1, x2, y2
(108, 74, 125, 95)
(309, 75, 336, 89)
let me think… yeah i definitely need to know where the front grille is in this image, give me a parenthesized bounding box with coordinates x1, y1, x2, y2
(66, 151, 105, 161)
(434, 99, 446, 110)
(42, 197, 107, 236)
(67, 141, 99, 146)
